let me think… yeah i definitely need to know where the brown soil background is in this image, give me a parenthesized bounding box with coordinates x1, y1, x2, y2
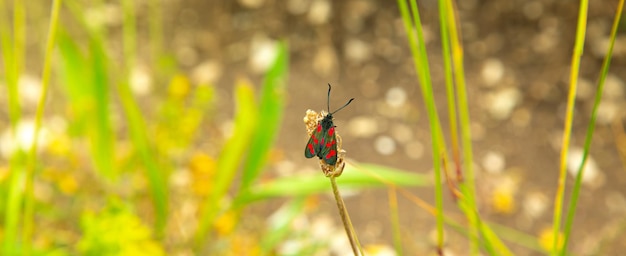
(165, 0, 626, 255)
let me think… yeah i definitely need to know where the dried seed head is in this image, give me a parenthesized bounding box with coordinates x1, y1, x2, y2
(321, 159, 345, 177)
(303, 109, 325, 137)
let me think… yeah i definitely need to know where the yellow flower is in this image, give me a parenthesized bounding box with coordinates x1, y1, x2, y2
(47, 133, 71, 156)
(539, 227, 564, 253)
(364, 244, 395, 256)
(189, 153, 216, 196)
(491, 187, 515, 214)
(227, 233, 260, 256)
(214, 211, 238, 236)
(169, 74, 191, 99)
(58, 173, 78, 195)
(490, 176, 519, 214)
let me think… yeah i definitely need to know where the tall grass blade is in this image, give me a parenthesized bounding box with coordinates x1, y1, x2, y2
(0, 0, 22, 130)
(561, 0, 623, 254)
(116, 0, 168, 234)
(388, 187, 404, 255)
(196, 80, 259, 245)
(478, 219, 512, 256)
(440, 0, 488, 252)
(64, 0, 117, 182)
(551, 0, 588, 254)
(487, 221, 543, 253)
(57, 32, 115, 180)
(438, 0, 460, 183)
(0, 0, 26, 253)
(397, 0, 445, 252)
(3, 158, 26, 255)
(23, 0, 62, 254)
(12, 0, 25, 78)
(117, 79, 169, 234)
(240, 41, 289, 190)
(89, 38, 115, 180)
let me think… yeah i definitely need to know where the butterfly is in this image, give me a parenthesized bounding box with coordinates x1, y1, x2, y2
(305, 83, 354, 165)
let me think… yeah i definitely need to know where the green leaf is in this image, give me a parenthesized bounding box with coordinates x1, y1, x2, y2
(236, 163, 430, 205)
(57, 31, 115, 180)
(88, 38, 115, 180)
(196, 80, 259, 243)
(241, 41, 289, 190)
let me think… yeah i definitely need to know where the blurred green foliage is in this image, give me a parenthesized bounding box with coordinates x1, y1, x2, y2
(0, 1, 453, 254)
(6, 0, 618, 255)
(57, 31, 115, 180)
(78, 199, 165, 256)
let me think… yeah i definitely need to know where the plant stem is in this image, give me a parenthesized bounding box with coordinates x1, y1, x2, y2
(23, 0, 62, 255)
(551, 0, 588, 254)
(560, 0, 623, 254)
(388, 187, 404, 255)
(330, 176, 363, 256)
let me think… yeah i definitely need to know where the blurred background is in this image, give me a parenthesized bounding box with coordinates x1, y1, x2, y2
(1, 0, 625, 255)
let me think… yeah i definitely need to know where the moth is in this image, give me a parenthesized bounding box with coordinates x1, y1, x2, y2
(305, 84, 354, 165)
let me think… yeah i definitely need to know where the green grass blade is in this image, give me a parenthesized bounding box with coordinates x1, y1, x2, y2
(388, 188, 404, 255)
(397, 0, 445, 252)
(63, 0, 116, 182)
(488, 221, 543, 253)
(3, 156, 26, 255)
(440, 0, 485, 252)
(240, 41, 289, 190)
(23, 0, 62, 254)
(116, 0, 168, 234)
(12, 0, 25, 78)
(0, 0, 21, 131)
(0, 0, 27, 253)
(561, 0, 623, 254)
(56, 33, 91, 133)
(551, 0, 588, 254)
(0, 0, 21, 220)
(438, 0, 460, 179)
(57, 32, 115, 180)
(117, 79, 169, 234)
(442, 214, 540, 254)
(88, 37, 115, 180)
(478, 219, 512, 256)
(236, 163, 429, 205)
(196, 80, 259, 245)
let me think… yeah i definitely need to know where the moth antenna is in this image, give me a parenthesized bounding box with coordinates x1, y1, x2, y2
(331, 98, 354, 114)
(327, 83, 332, 113)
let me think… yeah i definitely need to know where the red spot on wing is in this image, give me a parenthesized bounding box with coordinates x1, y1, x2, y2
(311, 133, 319, 145)
(325, 139, 336, 148)
(325, 150, 337, 159)
(316, 124, 322, 133)
(307, 143, 315, 154)
(328, 127, 335, 136)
